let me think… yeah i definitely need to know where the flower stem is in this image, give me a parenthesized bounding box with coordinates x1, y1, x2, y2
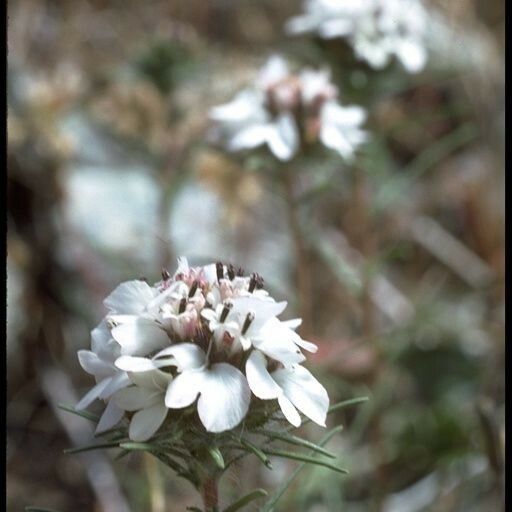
(200, 476, 219, 511)
(282, 168, 313, 336)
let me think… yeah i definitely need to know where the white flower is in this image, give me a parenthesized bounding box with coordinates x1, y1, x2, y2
(112, 369, 171, 441)
(210, 55, 366, 161)
(286, 0, 428, 73)
(246, 351, 329, 427)
(319, 102, 368, 160)
(76, 320, 130, 433)
(77, 257, 331, 438)
(117, 343, 251, 433)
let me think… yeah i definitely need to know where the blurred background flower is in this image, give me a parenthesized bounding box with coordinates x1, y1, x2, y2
(7, 0, 504, 511)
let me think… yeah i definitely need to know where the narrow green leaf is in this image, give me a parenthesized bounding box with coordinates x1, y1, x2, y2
(261, 448, 347, 475)
(256, 429, 336, 458)
(58, 404, 99, 422)
(223, 489, 268, 512)
(261, 425, 344, 512)
(239, 438, 273, 469)
(119, 442, 159, 451)
(207, 446, 225, 469)
(64, 441, 120, 454)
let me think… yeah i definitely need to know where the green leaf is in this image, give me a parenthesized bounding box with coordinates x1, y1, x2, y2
(223, 489, 268, 512)
(238, 437, 273, 469)
(261, 448, 348, 475)
(207, 446, 225, 469)
(119, 442, 159, 451)
(256, 429, 336, 458)
(64, 441, 121, 454)
(261, 425, 344, 512)
(58, 404, 99, 422)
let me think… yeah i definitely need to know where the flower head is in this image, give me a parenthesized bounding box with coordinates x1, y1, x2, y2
(77, 257, 330, 440)
(286, 0, 428, 73)
(210, 55, 366, 161)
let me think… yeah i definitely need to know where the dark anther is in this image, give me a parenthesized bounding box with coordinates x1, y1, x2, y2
(139, 276, 148, 282)
(216, 261, 224, 281)
(241, 312, 255, 335)
(178, 297, 187, 314)
(188, 280, 199, 298)
(219, 301, 233, 323)
(236, 266, 244, 277)
(161, 268, 171, 280)
(227, 263, 235, 280)
(248, 273, 264, 292)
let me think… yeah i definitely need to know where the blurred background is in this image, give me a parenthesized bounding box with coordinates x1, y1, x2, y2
(7, 1, 504, 511)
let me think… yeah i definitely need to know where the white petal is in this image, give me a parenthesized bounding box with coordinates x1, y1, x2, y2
(96, 400, 124, 434)
(245, 351, 281, 400)
(113, 387, 161, 411)
(319, 18, 354, 38)
(154, 343, 206, 371)
(272, 366, 329, 427)
(129, 404, 168, 442)
(228, 124, 271, 152)
(78, 350, 115, 378)
(320, 122, 356, 159)
(90, 320, 113, 355)
(278, 394, 301, 427)
(76, 379, 110, 410)
(197, 363, 251, 433)
(396, 39, 427, 73)
(266, 114, 299, 161)
(165, 370, 203, 408)
(257, 55, 290, 89)
(103, 280, 157, 314)
(282, 318, 302, 330)
(99, 372, 131, 399)
(115, 356, 160, 372)
(129, 369, 172, 392)
(111, 319, 170, 356)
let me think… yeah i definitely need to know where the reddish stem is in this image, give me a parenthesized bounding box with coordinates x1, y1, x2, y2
(201, 477, 219, 511)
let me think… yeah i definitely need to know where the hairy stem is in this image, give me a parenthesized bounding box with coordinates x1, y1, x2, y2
(201, 477, 219, 511)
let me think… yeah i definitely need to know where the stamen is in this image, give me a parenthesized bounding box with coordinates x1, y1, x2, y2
(216, 261, 224, 281)
(161, 268, 171, 280)
(249, 273, 264, 292)
(227, 264, 235, 280)
(188, 280, 198, 298)
(178, 297, 187, 314)
(219, 300, 233, 323)
(241, 312, 255, 335)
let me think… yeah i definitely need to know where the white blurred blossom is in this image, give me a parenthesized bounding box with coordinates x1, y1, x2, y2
(286, 0, 428, 73)
(210, 55, 366, 161)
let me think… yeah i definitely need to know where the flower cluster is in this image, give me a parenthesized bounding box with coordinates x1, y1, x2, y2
(209, 55, 367, 161)
(77, 258, 329, 441)
(286, 0, 428, 73)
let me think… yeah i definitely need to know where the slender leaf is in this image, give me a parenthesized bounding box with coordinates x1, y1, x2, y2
(261, 448, 347, 475)
(223, 489, 268, 512)
(238, 438, 273, 469)
(256, 429, 336, 458)
(58, 404, 99, 422)
(261, 425, 344, 512)
(64, 441, 121, 454)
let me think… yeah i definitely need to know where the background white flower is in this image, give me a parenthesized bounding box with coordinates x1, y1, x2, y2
(286, 0, 428, 73)
(210, 55, 366, 161)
